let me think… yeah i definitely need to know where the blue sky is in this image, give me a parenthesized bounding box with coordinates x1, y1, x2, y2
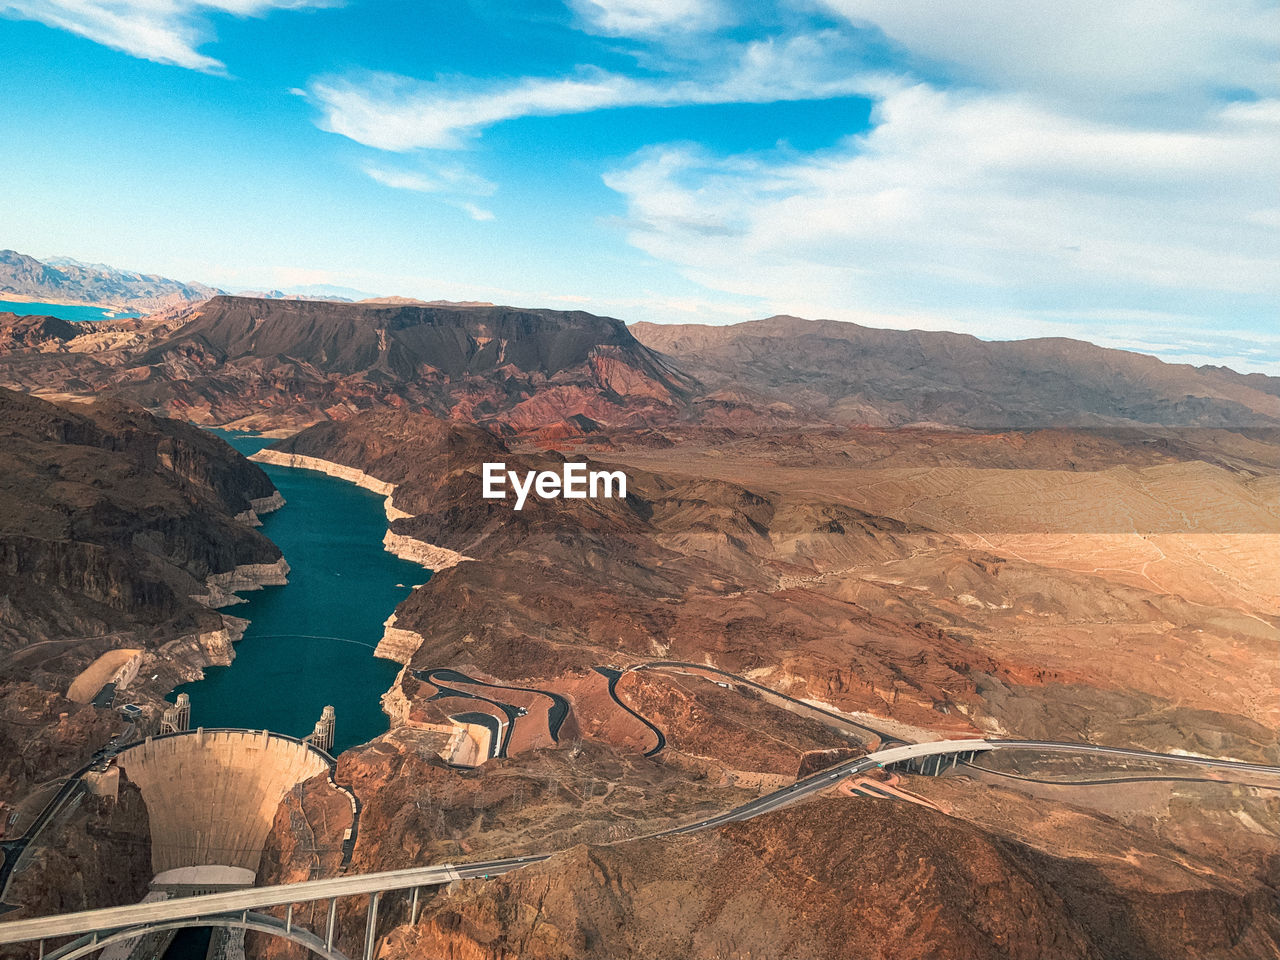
(1, 0, 1277, 372)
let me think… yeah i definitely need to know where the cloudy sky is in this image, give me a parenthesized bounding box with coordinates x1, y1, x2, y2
(1, 0, 1277, 370)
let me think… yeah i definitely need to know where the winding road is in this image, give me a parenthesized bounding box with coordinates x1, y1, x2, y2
(633, 661, 904, 745)
(415, 669, 572, 752)
(594, 666, 666, 756)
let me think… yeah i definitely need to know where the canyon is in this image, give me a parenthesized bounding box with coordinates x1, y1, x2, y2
(0, 387, 285, 905)
(0, 296, 1277, 959)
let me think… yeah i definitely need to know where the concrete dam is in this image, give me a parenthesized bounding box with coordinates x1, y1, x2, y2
(118, 729, 332, 875)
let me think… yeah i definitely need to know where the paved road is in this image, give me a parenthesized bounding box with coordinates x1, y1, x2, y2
(3, 736, 1277, 946)
(0, 857, 557, 944)
(2, 727, 328, 910)
(417, 673, 520, 758)
(593, 666, 665, 756)
(987, 739, 1280, 776)
(634, 661, 903, 744)
(90, 682, 117, 711)
(962, 761, 1280, 791)
(0, 779, 82, 903)
(422, 670, 571, 743)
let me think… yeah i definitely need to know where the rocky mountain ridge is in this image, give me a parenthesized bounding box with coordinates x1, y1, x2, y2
(0, 250, 221, 311)
(631, 315, 1280, 429)
(4, 295, 1280, 437)
(49, 295, 699, 436)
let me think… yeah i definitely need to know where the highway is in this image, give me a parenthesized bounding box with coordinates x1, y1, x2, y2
(632, 661, 903, 744)
(420, 670, 571, 743)
(2, 736, 1277, 946)
(594, 666, 666, 756)
(987, 739, 1280, 776)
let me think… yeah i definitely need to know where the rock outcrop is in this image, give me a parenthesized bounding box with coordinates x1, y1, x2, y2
(0, 387, 283, 802)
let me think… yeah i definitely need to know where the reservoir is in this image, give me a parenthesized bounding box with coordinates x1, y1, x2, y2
(0, 299, 141, 322)
(170, 432, 426, 754)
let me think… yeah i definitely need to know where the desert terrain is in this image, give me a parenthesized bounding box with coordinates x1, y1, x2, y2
(0, 298, 1276, 959)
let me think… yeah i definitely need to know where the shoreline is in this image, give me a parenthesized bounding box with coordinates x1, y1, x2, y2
(248, 449, 473, 573)
(0, 294, 144, 314)
(248, 448, 472, 664)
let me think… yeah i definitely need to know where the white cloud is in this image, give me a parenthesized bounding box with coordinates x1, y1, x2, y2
(603, 85, 1280, 341)
(362, 162, 496, 196)
(453, 201, 495, 222)
(0, 0, 331, 71)
(307, 32, 887, 150)
(818, 0, 1279, 113)
(569, 0, 724, 36)
(362, 161, 498, 220)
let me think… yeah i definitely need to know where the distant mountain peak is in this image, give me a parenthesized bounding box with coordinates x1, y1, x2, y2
(0, 248, 222, 310)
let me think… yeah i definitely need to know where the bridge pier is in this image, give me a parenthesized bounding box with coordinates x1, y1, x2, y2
(363, 892, 381, 960)
(409, 887, 420, 925)
(325, 899, 338, 951)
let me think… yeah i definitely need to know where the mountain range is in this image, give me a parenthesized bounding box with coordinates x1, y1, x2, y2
(0, 250, 221, 310)
(632, 316, 1280, 429)
(2, 267, 1278, 959)
(0, 249, 372, 311)
(2, 291, 1278, 437)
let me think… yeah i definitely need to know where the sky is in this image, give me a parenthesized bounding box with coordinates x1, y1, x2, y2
(1, 0, 1277, 372)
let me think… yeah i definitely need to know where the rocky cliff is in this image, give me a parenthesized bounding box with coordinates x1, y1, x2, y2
(0, 387, 282, 799)
(109, 296, 697, 433)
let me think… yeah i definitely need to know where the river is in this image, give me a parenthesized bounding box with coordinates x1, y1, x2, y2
(169, 432, 427, 754)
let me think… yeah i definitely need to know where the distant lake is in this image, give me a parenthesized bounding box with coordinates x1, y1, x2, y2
(171, 430, 427, 754)
(0, 299, 142, 322)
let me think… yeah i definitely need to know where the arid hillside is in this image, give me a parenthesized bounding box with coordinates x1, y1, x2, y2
(6, 300, 1280, 439)
(0, 297, 698, 437)
(0, 388, 282, 799)
(2, 303, 1278, 960)
(264, 411, 1279, 766)
(0, 250, 220, 311)
(631, 315, 1280, 429)
(244, 403, 1280, 959)
(398, 796, 1280, 960)
(112, 296, 697, 434)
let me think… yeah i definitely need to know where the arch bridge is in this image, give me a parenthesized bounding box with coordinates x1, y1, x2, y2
(6, 858, 543, 960)
(3, 737, 1276, 959)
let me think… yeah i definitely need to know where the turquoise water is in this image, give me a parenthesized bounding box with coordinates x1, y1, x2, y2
(171, 432, 428, 754)
(0, 299, 141, 322)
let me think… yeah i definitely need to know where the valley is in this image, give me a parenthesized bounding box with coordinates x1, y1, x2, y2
(0, 295, 1276, 960)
